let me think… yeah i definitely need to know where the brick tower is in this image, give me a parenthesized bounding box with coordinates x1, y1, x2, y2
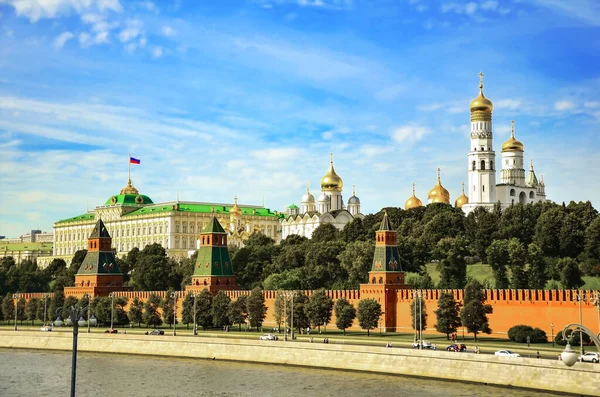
(187, 217, 237, 294)
(64, 218, 131, 298)
(360, 210, 411, 331)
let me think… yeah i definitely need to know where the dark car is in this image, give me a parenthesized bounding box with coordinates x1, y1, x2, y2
(447, 344, 467, 352)
(105, 328, 118, 334)
(149, 329, 165, 335)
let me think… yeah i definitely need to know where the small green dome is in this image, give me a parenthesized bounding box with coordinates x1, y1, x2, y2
(105, 194, 153, 205)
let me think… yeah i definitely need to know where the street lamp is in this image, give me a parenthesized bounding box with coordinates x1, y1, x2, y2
(574, 292, 586, 360)
(551, 323, 555, 347)
(82, 293, 97, 333)
(193, 293, 198, 336)
(43, 293, 50, 326)
(171, 291, 178, 336)
(282, 291, 294, 341)
(559, 323, 600, 367)
(53, 303, 92, 397)
(109, 292, 115, 331)
(12, 293, 19, 331)
(593, 293, 600, 335)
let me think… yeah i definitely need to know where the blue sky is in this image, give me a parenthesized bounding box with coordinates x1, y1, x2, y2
(0, 0, 599, 238)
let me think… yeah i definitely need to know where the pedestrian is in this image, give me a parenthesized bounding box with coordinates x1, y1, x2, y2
(433, 344, 437, 351)
(558, 354, 562, 361)
(536, 351, 540, 359)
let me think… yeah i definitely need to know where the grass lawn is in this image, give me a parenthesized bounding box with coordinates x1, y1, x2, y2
(418, 262, 600, 290)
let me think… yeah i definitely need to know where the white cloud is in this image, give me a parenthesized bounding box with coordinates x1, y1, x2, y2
(137, 1, 158, 13)
(161, 25, 176, 38)
(151, 46, 164, 59)
(53, 31, 74, 48)
(465, 2, 478, 15)
(481, 1, 498, 11)
(119, 20, 142, 42)
(526, 0, 600, 26)
(3, 0, 123, 23)
(555, 100, 575, 111)
(584, 101, 600, 108)
(495, 98, 522, 110)
(94, 31, 110, 44)
(79, 32, 91, 47)
(375, 84, 405, 101)
(4, 27, 14, 37)
(392, 124, 430, 144)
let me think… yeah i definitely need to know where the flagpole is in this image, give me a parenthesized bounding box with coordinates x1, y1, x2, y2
(128, 152, 131, 183)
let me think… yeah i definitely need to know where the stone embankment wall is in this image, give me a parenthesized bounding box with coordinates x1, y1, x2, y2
(0, 331, 598, 396)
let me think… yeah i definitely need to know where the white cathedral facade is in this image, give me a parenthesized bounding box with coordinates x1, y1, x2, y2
(281, 155, 364, 239)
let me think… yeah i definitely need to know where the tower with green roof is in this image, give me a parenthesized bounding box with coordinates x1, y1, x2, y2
(187, 217, 238, 294)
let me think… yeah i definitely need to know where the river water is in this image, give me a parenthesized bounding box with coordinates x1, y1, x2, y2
(0, 348, 563, 396)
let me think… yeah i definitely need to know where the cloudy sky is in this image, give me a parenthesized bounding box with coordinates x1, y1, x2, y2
(0, 0, 599, 238)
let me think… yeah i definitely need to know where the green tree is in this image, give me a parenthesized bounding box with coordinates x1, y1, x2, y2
(273, 292, 285, 332)
(16, 296, 27, 324)
(247, 288, 267, 330)
(232, 234, 276, 289)
(527, 243, 548, 289)
(486, 239, 510, 289)
(195, 289, 213, 330)
(161, 289, 177, 328)
(114, 297, 129, 326)
(128, 297, 144, 327)
(310, 223, 339, 243)
(62, 296, 79, 320)
(181, 293, 194, 329)
(434, 292, 462, 340)
(287, 291, 310, 333)
(558, 258, 584, 289)
(305, 289, 333, 333)
(533, 206, 565, 257)
(464, 206, 499, 261)
(581, 217, 600, 276)
(48, 290, 64, 322)
(263, 268, 304, 290)
(507, 238, 528, 289)
(559, 212, 585, 259)
(131, 244, 175, 291)
(357, 298, 382, 337)
(410, 295, 427, 341)
(460, 280, 493, 341)
(340, 217, 369, 242)
(436, 238, 468, 289)
(495, 203, 537, 246)
(228, 295, 248, 331)
(143, 293, 163, 328)
(338, 240, 375, 288)
(334, 298, 356, 335)
(2, 293, 15, 324)
(212, 291, 231, 328)
(25, 297, 40, 325)
(303, 240, 346, 290)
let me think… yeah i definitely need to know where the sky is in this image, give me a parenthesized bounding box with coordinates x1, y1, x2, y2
(0, 0, 599, 238)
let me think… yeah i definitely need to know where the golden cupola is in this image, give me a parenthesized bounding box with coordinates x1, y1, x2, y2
(502, 120, 524, 152)
(470, 72, 493, 121)
(405, 183, 423, 210)
(119, 178, 140, 195)
(455, 182, 469, 209)
(320, 153, 343, 192)
(428, 168, 450, 204)
(230, 196, 242, 216)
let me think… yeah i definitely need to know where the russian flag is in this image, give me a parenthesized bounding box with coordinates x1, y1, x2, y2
(130, 157, 141, 164)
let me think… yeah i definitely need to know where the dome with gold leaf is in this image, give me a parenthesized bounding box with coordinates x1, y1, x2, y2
(105, 178, 153, 205)
(229, 196, 242, 216)
(455, 182, 469, 208)
(320, 154, 343, 192)
(470, 72, 493, 113)
(405, 183, 423, 210)
(502, 120, 524, 152)
(428, 168, 450, 204)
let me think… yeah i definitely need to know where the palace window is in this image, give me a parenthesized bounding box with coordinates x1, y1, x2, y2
(481, 160, 486, 170)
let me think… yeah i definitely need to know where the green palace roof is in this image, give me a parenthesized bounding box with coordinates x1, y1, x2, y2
(104, 193, 154, 205)
(123, 202, 283, 218)
(287, 204, 299, 209)
(56, 212, 96, 224)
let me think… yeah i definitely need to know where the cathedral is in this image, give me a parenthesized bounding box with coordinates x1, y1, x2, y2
(405, 73, 548, 214)
(281, 154, 364, 239)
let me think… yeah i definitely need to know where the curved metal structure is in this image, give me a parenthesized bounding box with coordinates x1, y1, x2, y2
(560, 323, 600, 367)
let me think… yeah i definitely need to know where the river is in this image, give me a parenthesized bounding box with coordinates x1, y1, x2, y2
(0, 348, 564, 396)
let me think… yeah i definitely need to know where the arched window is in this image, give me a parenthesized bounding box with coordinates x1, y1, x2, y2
(519, 191, 527, 204)
(483, 185, 485, 192)
(510, 189, 516, 197)
(529, 191, 535, 199)
(481, 160, 486, 170)
(378, 277, 383, 284)
(371, 277, 376, 284)
(472, 161, 476, 171)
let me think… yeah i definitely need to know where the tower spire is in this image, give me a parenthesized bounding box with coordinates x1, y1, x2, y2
(530, 159, 534, 171)
(511, 120, 515, 138)
(330, 152, 334, 164)
(437, 167, 441, 184)
(306, 182, 310, 193)
(461, 181, 465, 194)
(412, 182, 416, 196)
(352, 184, 356, 196)
(478, 71, 484, 94)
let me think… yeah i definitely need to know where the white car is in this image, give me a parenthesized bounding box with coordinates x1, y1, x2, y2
(411, 340, 432, 349)
(579, 352, 599, 363)
(495, 350, 521, 357)
(40, 325, 52, 332)
(259, 333, 278, 341)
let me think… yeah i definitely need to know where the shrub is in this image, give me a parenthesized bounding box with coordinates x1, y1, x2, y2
(507, 325, 547, 343)
(555, 329, 591, 346)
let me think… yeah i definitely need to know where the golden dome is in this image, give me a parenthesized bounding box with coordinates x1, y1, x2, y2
(428, 168, 450, 204)
(230, 196, 242, 216)
(119, 179, 139, 195)
(320, 153, 343, 192)
(455, 182, 469, 208)
(502, 120, 524, 152)
(405, 183, 423, 210)
(470, 72, 493, 113)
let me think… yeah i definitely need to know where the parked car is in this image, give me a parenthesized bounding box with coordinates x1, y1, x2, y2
(447, 344, 467, 352)
(40, 325, 52, 332)
(105, 328, 118, 334)
(495, 350, 521, 357)
(259, 333, 278, 341)
(149, 329, 165, 335)
(579, 352, 599, 363)
(411, 340, 432, 349)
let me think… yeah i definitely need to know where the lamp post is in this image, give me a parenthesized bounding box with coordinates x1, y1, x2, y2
(109, 292, 115, 330)
(171, 291, 178, 336)
(82, 294, 97, 333)
(551, 323, 555, 347)
(54, 303, 91, 397)
(283, 291, 294, 341)
(593, 293, 600, 335)
(12, 293, 19, 331)
(574, 292, 586, 360)
(559, 323, 600, 367)
(419, 292, 422, 348)
(43, 293, 50, 326)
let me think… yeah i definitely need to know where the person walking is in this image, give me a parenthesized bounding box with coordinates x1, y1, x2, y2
(536, 351, 540, 359)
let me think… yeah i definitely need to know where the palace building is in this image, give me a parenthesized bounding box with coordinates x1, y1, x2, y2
(39, 177, 282, 268)
(281, 154, 364, 239)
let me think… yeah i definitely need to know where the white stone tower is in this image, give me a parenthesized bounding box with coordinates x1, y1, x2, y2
(347, 185, 361, 216)
(500, 120, 526, 186)
(464, 72, 497, 213)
